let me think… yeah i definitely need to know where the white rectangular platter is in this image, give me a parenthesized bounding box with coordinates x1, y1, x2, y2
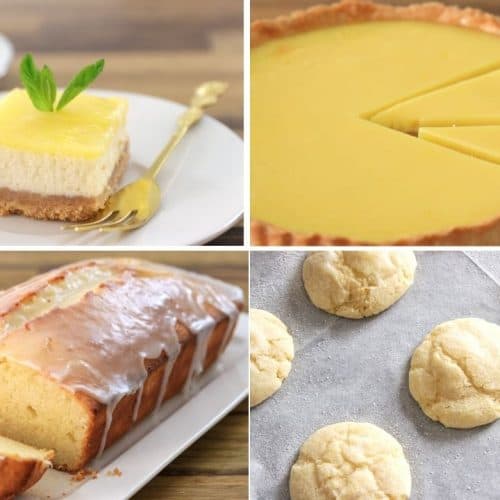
(21, 313, 248, 500)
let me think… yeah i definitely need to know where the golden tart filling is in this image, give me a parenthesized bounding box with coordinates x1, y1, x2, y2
(418, 126, 500, 165)
(251, 2, 500, 244)
(371, 69, 500, 133)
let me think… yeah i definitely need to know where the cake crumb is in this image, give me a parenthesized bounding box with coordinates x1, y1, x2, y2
(71, 468, 98, 482)
(106, 467, 123, 477)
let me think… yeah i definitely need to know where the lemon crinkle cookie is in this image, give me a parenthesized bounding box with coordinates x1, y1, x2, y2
(250, 308, 294, 407)
(302, 250, 417, 319)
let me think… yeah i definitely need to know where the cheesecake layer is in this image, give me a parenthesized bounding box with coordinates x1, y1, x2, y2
(0, 125, 127, 198)
(0, 142, 129, 222)
(0, 89, 127, 159)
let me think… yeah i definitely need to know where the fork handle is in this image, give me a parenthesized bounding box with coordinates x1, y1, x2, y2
(146, 82, 227, 180)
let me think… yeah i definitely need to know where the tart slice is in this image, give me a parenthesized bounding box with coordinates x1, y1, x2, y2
(371, 69, 500, 133)
(419, 126, 500, 165)
(0, 55, 129, 222)
(0, 435, 54, 499)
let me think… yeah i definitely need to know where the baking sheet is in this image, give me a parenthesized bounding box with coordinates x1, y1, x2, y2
(250, 251, 500, 500)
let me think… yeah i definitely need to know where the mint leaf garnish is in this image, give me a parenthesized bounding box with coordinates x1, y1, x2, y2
(19, 53, 105, 112)
(19, 53, 53, 111)
(56, 59, 104, 111)
(39, 65, 56, 111)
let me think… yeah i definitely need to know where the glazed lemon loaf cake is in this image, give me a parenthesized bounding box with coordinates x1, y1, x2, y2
(0, 258, 243, 472)
(0, 435, 53, 499)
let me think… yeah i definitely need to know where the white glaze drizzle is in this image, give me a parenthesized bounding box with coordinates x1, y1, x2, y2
(98, 401, 119, 457)
(0, 259, 243, 459)
(218, 309, 238, 357)
(132, 384, 145, 423)
(178, 274, 240, 395)
(155, 348, 179, 412)
(0, 266, 114, 337)
(183, 321, 214, 396)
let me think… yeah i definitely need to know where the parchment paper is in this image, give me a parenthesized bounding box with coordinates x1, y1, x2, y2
(250, 251, 500, 500)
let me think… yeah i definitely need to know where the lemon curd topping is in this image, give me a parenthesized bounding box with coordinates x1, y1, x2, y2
(251, 21, 500, 242)
(0, 89, 127, 159)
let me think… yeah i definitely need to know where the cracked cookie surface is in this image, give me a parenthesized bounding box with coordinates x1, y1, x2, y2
(290, 422, 411, 500)
(409, 317, 500, 428)
(250, 308, 294, 407)
(302, 251, 416, 319)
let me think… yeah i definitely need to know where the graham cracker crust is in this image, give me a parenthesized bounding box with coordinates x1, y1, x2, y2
(0, 142, 129, 222)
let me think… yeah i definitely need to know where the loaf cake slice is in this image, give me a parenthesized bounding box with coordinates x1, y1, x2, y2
(0, 435, 53, 499)
(0, 258, 243, 472)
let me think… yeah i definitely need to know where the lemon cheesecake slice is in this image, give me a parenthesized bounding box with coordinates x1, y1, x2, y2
(0, 88, 128, 222)
(251, 1, 500, 245)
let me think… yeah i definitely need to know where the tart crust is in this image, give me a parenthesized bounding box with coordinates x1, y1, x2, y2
(0, 141, 129, 223)
(251, 0, 500, 246)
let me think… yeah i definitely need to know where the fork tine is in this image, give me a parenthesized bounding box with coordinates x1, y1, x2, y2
(97, 210, 138, 232)
(98, 216, 149, 233)
(61, 210, 119, 231)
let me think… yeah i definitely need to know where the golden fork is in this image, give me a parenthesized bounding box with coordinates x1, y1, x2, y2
(62, 81, 228, 233)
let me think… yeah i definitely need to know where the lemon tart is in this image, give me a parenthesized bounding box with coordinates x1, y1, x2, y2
(251, 0, 500, 245)
(0, 89, 128, 222)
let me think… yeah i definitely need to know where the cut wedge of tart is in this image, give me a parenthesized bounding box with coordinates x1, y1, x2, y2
(0, 435, 54, 499)
(371, 69, 500, 133)
(419, 126, 500, 165)
(251, 0, 500, 245)
(0, 89, 128, 222)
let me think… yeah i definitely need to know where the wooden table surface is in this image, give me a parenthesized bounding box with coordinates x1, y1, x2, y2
(252, 0, 500, 20)
(0, 0, 243, 246)
(0, 251, 248, 499)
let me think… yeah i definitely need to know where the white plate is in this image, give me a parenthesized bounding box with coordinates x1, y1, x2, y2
(0, 34, 13, 78)
(20, 313, 248, 500)
(0, 89, 243, 246)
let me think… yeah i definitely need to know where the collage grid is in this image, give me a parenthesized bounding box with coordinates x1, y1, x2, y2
(0, 1, 499, 499)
